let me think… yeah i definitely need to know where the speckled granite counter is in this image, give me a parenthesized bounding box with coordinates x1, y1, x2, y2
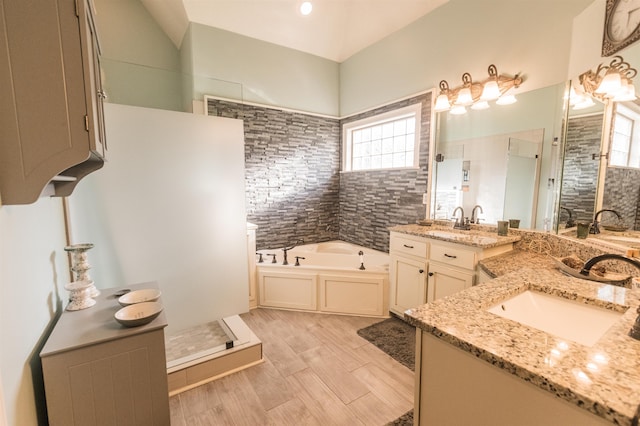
(389, 224, 520, 248)
(478, 249, 556, 278)
(405, 268, 640, 425)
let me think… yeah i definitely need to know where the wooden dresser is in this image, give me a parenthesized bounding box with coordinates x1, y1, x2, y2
(40, 282, 169, 426)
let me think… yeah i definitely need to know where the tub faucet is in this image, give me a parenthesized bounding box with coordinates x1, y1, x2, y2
(470, 205, 483, 224)
(282, 239, 304, 265)
(560, 206, 576, 228)
(590, 209, 622, 234)
(452, 206, 470, 230)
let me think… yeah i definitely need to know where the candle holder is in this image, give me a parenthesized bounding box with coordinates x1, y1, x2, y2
(64, 280, 96, 311)
(64, 243, 100, 297)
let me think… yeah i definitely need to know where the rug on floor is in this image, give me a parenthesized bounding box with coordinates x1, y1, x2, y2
(357, 315, 416, 426)
(357, 315, 415, 370)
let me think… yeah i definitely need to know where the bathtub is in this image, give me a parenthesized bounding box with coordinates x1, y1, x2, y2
(255, 240, 390, 317)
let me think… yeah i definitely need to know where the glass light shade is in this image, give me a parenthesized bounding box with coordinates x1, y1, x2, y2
(595, 71, 622, 95)
(573, 97, 595, 110)
(496, 94, 517, 105)
(480, 80, 500, 101)
(612, 81, 637, 101)
(471, 100, 490, 110)
(450, 105, 467, 115)
(434, 94, 451, 112)
(455, 87, 473, 106)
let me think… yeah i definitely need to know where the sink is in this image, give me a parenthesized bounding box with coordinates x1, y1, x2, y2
(487, 290, 624, 346)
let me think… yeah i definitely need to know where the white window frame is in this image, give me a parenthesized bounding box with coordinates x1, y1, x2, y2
(611, 104, 640, 169)
(342, 103, 422, 172)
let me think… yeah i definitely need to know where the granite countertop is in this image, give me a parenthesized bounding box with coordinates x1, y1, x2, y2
(478, 249, 556, 278)
(405, 268, 640, 425)
(389, 224, 520, 249)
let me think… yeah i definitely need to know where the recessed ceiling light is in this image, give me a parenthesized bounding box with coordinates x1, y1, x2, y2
(300, 1, 313, 15)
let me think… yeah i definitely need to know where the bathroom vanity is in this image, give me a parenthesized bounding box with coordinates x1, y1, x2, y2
(388, 224, 519, 316)
(40, 282, 170, 426)
(406, 268, 640, 426)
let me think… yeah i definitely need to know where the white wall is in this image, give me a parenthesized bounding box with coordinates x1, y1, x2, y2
(0, 198, 69, 426)
(68, 104, 249, 334)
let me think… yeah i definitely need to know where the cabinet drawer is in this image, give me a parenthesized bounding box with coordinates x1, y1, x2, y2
(390, 234, 428, 258)
(429, 242, 476, 270)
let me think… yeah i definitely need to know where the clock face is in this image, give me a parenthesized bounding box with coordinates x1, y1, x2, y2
(609, 0, 640, 42)
(603, 0, 640, 56)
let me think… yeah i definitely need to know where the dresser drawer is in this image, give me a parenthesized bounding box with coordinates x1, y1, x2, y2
(390, 234, 428, 258)
(429, 242, 476, 270)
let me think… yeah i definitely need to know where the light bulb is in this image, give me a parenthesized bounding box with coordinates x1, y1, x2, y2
(496, 94, 517, 105)
(300, 1, 313, 15)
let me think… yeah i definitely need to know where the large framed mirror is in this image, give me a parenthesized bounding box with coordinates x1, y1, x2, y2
(560, 41, 640, 235)
(430, 82, 568, 231)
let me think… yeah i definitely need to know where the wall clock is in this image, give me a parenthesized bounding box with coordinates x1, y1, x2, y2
(602, 0, 640, 56)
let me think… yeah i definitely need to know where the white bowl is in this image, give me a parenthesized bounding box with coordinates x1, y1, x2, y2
(114, 302, 163, 327)
(118, 288, 161, 306)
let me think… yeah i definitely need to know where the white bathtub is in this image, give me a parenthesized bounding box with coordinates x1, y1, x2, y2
(256, 240, 390, 317)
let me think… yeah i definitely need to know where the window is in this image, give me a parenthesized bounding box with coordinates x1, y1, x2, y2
(610, 104, 640, 168)
(343, 104, 421, 171)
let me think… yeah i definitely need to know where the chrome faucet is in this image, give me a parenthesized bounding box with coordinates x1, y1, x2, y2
(470, 205, 483, 224)
(590, 209, 622, 234)
(580, 253, 640, 341)
(452, 206, 470, 230)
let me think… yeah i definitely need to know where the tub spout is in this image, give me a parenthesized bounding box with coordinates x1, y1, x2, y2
(282, 239, 304, 265)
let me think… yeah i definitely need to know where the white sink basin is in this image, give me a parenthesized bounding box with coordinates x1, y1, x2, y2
(487, 290, 624, 346)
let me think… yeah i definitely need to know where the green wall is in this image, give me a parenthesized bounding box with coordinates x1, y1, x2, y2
(187, 24, 340, 116)
(339, 0, 590, 116)
(94, 0, 182, 111)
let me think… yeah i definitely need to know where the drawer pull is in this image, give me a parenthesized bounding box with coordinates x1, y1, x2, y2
(428, 272, 434, 276)
(444, 253, 457, 259)
(419, 269, 424, 274)
(403, 244, 414, 249)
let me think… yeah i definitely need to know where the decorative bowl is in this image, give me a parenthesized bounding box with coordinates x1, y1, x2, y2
(118, 288, 161, 306)
(114, 302, 163, 327)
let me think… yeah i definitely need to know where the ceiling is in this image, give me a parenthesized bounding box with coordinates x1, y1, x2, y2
(140, 0, 449, 62)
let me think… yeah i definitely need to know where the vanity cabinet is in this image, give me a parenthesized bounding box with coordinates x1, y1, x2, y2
(40, 282, 170, 426)
(389, 233, 429, 316)
(0, 0, 106, 205)
(389, 229, 515, 316)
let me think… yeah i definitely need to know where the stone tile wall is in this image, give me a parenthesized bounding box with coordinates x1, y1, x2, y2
(338, 93, 432, 252)
(559, 114, 603, 223)
(208, 100, 341, 250)
(603, 166, 640, 230)
(208, 93, 431, 253)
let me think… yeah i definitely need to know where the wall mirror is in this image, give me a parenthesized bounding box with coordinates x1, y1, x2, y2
(430, 82, 567, 230)
(559, 42, 640, 233)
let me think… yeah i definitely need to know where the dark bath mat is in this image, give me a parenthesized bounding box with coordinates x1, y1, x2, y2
(357, 315, 416, 425)
(357, 315, 416, 371)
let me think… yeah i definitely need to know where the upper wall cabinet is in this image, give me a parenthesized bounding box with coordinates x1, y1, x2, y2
(0, 0, 106, 205)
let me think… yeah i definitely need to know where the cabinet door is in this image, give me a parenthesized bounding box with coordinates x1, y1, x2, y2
(390, 255, 427, 315)
(79, 0, 107, 157)
(427, 263, 474, 303)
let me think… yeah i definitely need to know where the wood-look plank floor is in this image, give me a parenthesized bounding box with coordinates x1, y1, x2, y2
(169, 308, 414, 425)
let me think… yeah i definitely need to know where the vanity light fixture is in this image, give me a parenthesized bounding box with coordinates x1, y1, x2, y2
(578, 55, 637, 103)
(433, 64, 524, 114)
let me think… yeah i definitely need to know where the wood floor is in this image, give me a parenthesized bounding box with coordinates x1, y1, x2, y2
(169, 308, 414, 425)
